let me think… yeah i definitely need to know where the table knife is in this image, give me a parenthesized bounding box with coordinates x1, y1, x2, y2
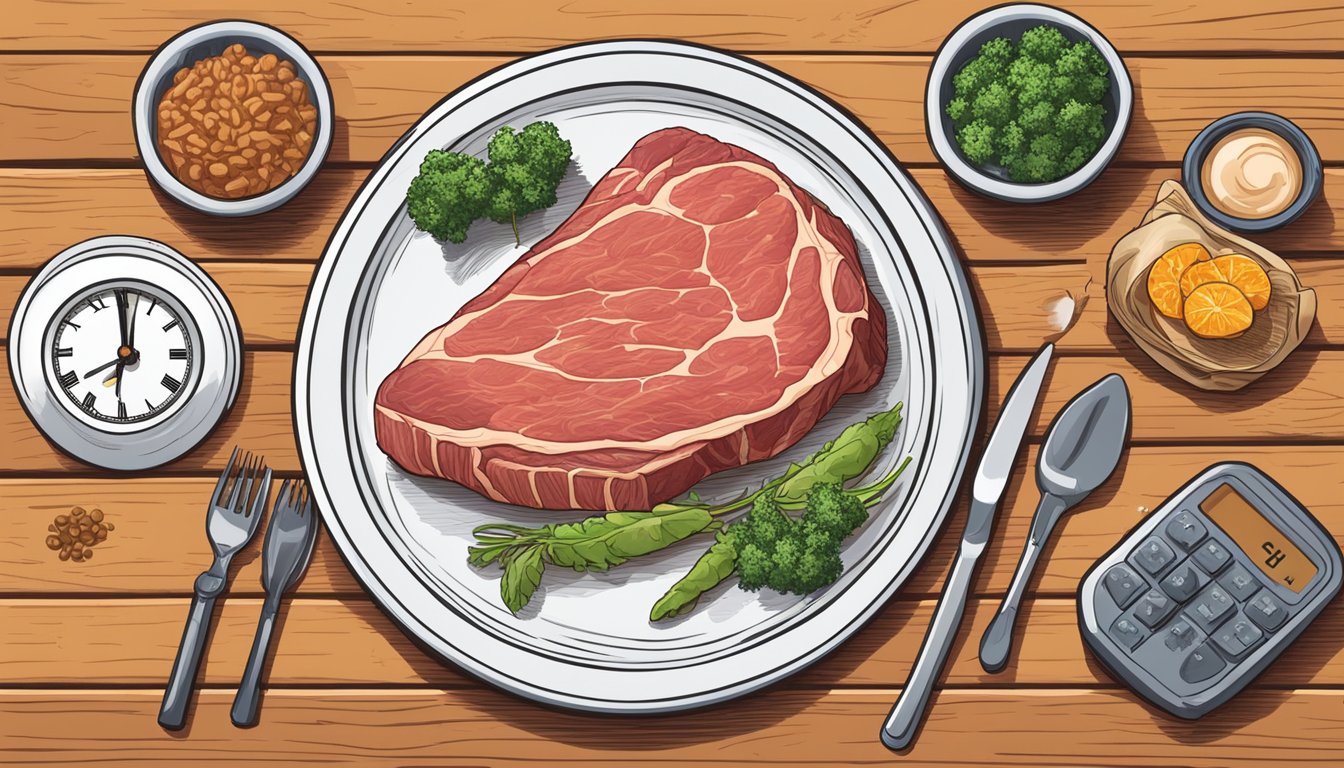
(881, 343, 1054, 751)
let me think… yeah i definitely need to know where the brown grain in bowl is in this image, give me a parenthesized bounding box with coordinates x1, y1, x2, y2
(156, 43, 318, 200)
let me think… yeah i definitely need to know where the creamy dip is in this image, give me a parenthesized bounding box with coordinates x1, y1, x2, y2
(1200, 128, 1303, 219)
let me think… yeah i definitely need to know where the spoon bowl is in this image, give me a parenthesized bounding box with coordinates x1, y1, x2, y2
(979, 373, 1132, 673)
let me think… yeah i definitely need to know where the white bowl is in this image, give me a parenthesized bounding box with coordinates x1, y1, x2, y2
(925, 4, 1133, 203)
(132, 20, 334, 216)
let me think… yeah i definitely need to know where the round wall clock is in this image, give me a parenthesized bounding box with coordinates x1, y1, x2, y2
(8, 236, 242, 470)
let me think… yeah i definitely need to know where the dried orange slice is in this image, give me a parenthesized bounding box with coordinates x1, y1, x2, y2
(1212, 253, 1272, 310)
(1179, 259, 1228, 297)
(1183, 281, 1254, 339)
(1147, 243, 1211, 319)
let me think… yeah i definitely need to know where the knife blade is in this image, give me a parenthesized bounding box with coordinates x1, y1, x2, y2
(880, 343, 1054, 751)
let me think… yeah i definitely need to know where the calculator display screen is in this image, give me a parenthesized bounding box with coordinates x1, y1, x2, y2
(1201, 483, 1314, 593)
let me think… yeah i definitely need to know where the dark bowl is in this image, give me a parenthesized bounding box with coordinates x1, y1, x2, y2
(1182, 112, 1323, 233)
(925, 3, 1133, 203)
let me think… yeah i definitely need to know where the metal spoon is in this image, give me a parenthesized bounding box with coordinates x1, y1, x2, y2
(978, 373, 1132, 673)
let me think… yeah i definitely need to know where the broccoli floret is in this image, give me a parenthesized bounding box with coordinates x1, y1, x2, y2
(945, 96, 969, 122)
(952, 42, 1010, 99)
(1008, 57, 1054, 108)
(405, 150, 490, 243)
(1017, 100, 1056, 136)
(405, 121, 572, 245)
(1018, 24, 1070, 63)
(998, 120, 1027, 157)
(956, 120, 997, 165)
(484, 122, 573, 243)
(802, 483, 867, 540)
(729, 482, 869, 596)
(971, 81, 1014, 128)
(1057, 99, 1106, 145)
(977, 37, 1015, 70)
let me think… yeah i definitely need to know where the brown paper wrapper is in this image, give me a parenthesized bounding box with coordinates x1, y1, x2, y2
(1106, 180, 1316, 391)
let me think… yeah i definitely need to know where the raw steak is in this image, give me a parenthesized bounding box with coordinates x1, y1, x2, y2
(375, 127, 887, 511)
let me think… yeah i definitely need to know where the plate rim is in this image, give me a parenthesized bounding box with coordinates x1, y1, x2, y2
(293, 39, 986, 713)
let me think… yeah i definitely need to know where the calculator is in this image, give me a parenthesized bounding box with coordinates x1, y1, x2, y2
(1078, 462, 1342, 719)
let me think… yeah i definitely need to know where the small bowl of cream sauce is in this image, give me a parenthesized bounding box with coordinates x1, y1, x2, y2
(1183, 112, 1322, 233)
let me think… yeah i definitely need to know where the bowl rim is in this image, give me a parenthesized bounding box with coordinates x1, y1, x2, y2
(924, 2, 1134, 203)
(1181, 111, 1324, 233)
(132, 19, 334, 217)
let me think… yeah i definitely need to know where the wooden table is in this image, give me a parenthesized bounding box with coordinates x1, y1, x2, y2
(4, 2, 1344, 764)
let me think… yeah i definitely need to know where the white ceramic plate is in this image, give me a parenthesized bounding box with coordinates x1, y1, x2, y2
(294, 41, 984, 713)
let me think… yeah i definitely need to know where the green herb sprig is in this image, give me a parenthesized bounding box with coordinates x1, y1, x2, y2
(468, 403, 907, 616)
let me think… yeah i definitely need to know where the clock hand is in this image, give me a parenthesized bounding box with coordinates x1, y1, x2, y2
(83, 358, 121, 380)
(115, 289, 129, 350)
(125, 291, 139, 351)
(115, 360, 125, 398)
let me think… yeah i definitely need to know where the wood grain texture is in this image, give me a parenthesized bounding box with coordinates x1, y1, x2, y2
(6, 1, 1344, 53)
(6, 56, 1344, 164)
(6, 350, 1344, 474)
(3, 688, 1344, 766)
(5, 445, 1343, 600)
(1, 168, 1340, 271)
(3, 595, 1342, 690)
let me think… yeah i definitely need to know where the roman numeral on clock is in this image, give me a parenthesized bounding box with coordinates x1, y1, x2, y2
(118, 401, 127, 419)
(161, 374, 182, 393)
(87, 295, 107, 311)
(169, 348, 188, 360)
(56, 347, 73, 357)
(162, 319, 180, 332)
(82, 392, 96, 410)
(59, 370, 78, 388)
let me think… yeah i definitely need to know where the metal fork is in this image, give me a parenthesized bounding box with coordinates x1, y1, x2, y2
(230, 478, 319, 727)
(158, 448, 272, 731)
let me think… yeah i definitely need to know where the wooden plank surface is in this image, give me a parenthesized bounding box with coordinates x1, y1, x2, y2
(6, 1, 1344, 54)
(6, 56, 1344, 166)
(2, 167, 1340, 273)
(5, 445, 1342, 599)
(3, 595, 1343, 689)
(3, 688, 1344, 766)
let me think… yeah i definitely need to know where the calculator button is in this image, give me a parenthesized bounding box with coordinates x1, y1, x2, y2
(1108, 615, 1150, 650)
(1133, 589, 1177, 629)
(1163, 618, 1199, 652)
(1159, 560, 1206, 603)
(1246, 590, 1289, 631)
(1212, 612, 1265, 659)
(1179, 642, 1228, 684)
(1103, 564, 1146, 608)
(1165, 511, 1208, 551)
(1131, 537, 1176, 576)
(1186, 583, 1236, 632)
(1218, 563, 1260, 602)
(1193, 539, 1232, 575)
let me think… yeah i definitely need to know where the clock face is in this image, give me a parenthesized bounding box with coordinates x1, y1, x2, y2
(49, 285, 196, 425)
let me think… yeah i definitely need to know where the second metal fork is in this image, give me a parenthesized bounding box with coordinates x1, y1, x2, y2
(158, 448, 272, 731)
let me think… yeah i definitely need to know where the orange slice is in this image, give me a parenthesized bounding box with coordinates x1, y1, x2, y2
(1212, 253, 1272, 310)
(1179, 259, 1228, 297)
(1183, 281, 1254, 339)
(1147, 243, 1211, 319)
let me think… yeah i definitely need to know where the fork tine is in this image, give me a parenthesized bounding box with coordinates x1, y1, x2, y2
(237, 454, 261, 514)
(276, 478, 292, 511)
(247, 467, 273, 532)
(211, 447, 241, 508)
(227, 451, 251, 512)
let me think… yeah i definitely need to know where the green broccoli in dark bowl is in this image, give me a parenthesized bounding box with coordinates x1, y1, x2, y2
(944, 25, 1111, 184)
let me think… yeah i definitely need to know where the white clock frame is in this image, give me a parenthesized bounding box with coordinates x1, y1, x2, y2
(8, 236, 241, 470)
